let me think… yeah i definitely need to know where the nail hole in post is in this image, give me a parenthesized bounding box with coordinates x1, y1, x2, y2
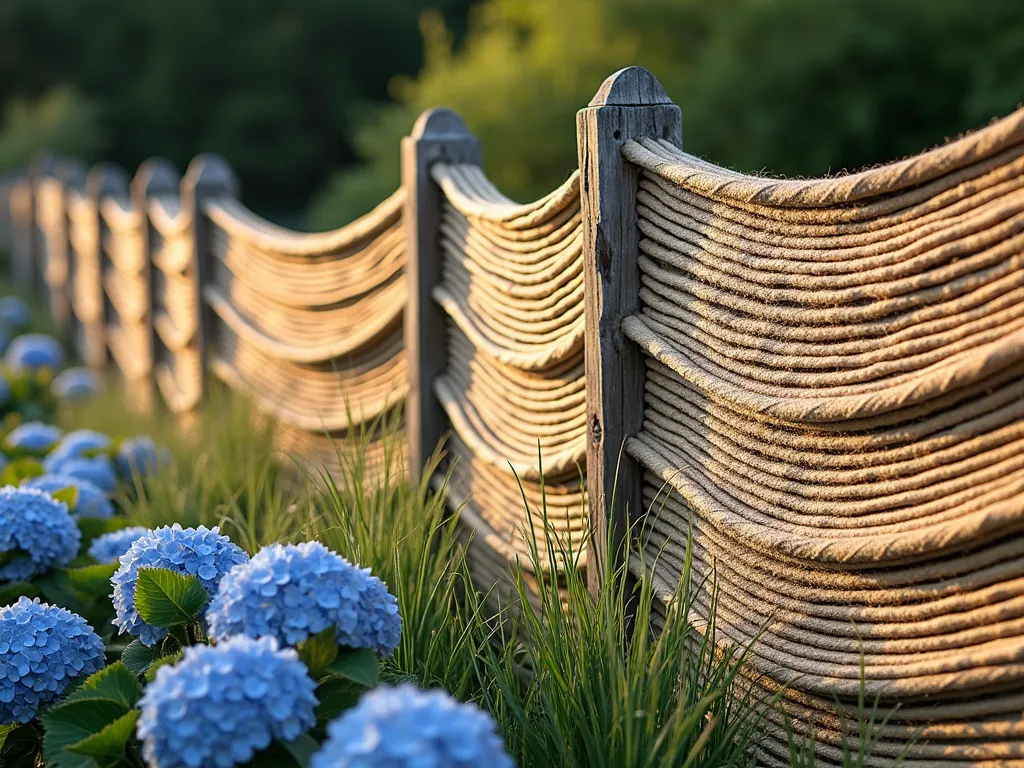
(613, 129, 622, 141)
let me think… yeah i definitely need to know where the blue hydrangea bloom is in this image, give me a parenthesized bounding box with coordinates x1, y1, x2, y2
(87, 526, 150, 564)
(311, 684, 513, 768)
(207, 542, 402, 654)
(4, 334, 63, 372)
(0, 297, 31, 332)
(137, 635, 317, 768)
(3, 421, 63, 453)
(115, 436, 171, 480)
(111, 524, 249, 646)
(0, 487, 80, 583)
(0, 597, 106, 724)
(51, 367, 99, 402)
(24, 474, 114, 519)
(43, 455, 117, 495)
(47, 429, 112, 460)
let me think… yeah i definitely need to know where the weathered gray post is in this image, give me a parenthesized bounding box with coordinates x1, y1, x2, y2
(181, 155, 238, 403)
(401, 109, 481, 481)
(132, 158, 180, 405)
(79, 164, 129, 370)
(576, 67, 682, 596)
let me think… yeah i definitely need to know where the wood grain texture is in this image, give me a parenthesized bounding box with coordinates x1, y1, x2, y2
(181, 154, 239, 404)
(132, 158, 179, 398)
(78, 163, 128, 369)
(577, 67, 681, 597)
(401, 109, 481, 480)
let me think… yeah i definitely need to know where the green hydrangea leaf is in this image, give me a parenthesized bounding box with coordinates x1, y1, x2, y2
(133, 568, 207, 628)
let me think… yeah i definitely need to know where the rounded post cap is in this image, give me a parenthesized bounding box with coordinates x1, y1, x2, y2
(133, 157, 180, 197)
(85, 162, 130, 199)
(183, 153, 239, 198)
(409, 108, 474, 140)
(588, 66, 673, 107)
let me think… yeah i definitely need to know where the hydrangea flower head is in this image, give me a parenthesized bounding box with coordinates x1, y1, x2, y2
(111, 524, 249, 646)
(311, 684, 513, 768)
(137, 635, 317, 768)
(0, 486, 80, 582)
(115, 436, 171, 480)
(3, 421, 63, 453)
(43, 455, 117, 495)
(0, 296, 31, 331)
(48, 429, 112, 460)
(5, 334, 63, 372)
(207, 542, 401, 654)
(0, 597, 106, 724)
(87, 526, 150, 564)
(51, 367, 99, 402)
(24, 474, 114, 519)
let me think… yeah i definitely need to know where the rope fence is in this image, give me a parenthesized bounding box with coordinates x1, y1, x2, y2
(4, 66, 1023, 766)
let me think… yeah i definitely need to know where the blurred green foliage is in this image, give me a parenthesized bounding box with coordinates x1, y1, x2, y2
(312, 0, 1024, 226)
(0, 0, 473, 214)
(0, 87, 104, 171)
(0, 0, 1021, 227)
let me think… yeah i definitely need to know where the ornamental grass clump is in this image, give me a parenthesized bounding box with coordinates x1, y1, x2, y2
(88, 526, 150, 564)
(4, 334, 63, 372)
(111, 524, 249, 646)
(136, 635, 318, 768)
(0, 486, 80, 582)
(312, 683, 514, 768)
(207, 541, 402, 654)
(25, 473, 114, 519)
(0, 597, 105, 724)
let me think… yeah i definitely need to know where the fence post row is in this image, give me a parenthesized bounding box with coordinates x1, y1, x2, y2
(180, 154, 239, 401)
(401, 109, 482, 480)
(576, 67, 682, 594)
(5, 70, 678, 596)
(46, 160, 86, 336)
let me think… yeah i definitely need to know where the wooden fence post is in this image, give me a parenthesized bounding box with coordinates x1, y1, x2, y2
(576, 67, 682, 596)
(401, 109, 481, 481)
(9, 179, 35, 292)
(132, 158, 180, 406)
(79, 164, 129, 370)
(50, 161, 86, 336)
(181, 155, 239, 403)
(29, 155, 60, 300)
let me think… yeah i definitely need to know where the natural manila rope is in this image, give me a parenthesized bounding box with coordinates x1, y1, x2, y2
(625, 106, 1024, 766)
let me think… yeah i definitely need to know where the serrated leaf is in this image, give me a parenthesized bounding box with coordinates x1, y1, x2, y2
(314, 677, 364, 724)
(326, 648, 379, 689)
(134, 568, 207, 628)
(60, 663, 142, 711)
(49, 486, 79, 510)
(67, 710, 139, 760)
(296, 626, 339, 680)
(66, 563, 117, 599)
(120, 640, 161, 676)
(144, 651, 183, 683)
(1, 458, 45, 485)
(42, 700, 125, 768)
(0, 580, 38, 605)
